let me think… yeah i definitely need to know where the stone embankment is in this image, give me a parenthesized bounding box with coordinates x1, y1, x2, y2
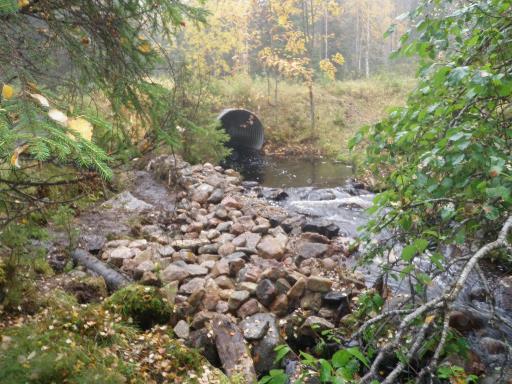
(84, 155, 365, 381)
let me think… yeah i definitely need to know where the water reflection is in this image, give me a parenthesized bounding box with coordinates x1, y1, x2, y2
(223, 149, 354, 188)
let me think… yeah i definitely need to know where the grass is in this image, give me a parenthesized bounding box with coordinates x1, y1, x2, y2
(212, 74, 415, 160)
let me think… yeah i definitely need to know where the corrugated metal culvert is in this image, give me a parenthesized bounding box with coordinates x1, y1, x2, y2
(218, 109, 264, 151)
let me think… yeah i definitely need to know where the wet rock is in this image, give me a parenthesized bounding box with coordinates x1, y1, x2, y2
(198, 244, 219, 255)
(232, 232, 261, 250)
(302, 221, 340, 239)
(281, 215, 306, 234)
(497, 275, 512, 310)
(215, 275, 235, 289)
(216, 301, 229, 313)
(308, 189, 336, 201)
(306, 276, 333, 292)
(237, 298, 260, 318)
(300, 291, 322, 311)
(160, 264, 189, 283)
(287, 278, 306, 300)
(238, 265, 262, 283)
(240, 313, 271, 340)
(296, 242, 329, 263)
(275, 278, 292, 295)
(141, 225, 169, 244)
(160, 281, 179, 306)
(217, 221, 232, 233)
(270, 294, 289, 316)
(203, 289, 221, 311)
(323, 291, 349, 308)
(448, 309, 486, 333)
(252, 313, 281, 374)
(188, 288, 206, 308)
(238, 282, 257, 294)
(221, 196, 242, 210)
(179, 277, 206, 295)
(108, 246, 134, 267)
(228, 258, 245, 277)
(103, 191, 153, 212)
(228, 290, 250, 311)
(82, 234, 106, 253)
(218, 242, 236, 257)
(211, 260, 230, 277)
(266, 188, 289, 201)
(300, 316, 334, 337)
(479, 337, 508, 355)
(191, 310, 216, 329)
(171, 239, 209, 251)
(187, 328, 220, 367)
(191, 183, 214, 204)
(134, 260, 156, 279)
(140, 271, 160, 286)
(157, 245, 175, 257)
(174, 320, 190, 339)
(181, 263, 208, 276)
(208, 188, 225, 204)
(257, 234, 287, 260)
(256, 279, 277, 307)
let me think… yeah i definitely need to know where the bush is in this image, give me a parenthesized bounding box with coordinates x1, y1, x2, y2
(104, 284, 173, 330)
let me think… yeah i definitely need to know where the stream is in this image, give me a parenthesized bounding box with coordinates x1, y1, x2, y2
(227, 153, 512, 380)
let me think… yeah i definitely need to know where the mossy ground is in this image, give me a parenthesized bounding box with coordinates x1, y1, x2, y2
(104, 284, 173, 330)
(0, 285, 228, 384)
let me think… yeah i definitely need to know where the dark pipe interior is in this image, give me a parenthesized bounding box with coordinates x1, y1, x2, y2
(218, 109, 264, 151)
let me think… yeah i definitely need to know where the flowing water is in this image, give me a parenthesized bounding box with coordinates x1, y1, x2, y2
(228, 153, 512, 376)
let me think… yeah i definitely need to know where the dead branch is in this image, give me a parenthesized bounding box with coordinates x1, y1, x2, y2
(358, 215, 512, 383)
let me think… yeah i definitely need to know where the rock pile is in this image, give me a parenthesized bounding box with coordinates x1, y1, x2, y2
(94, 155, 364, 379)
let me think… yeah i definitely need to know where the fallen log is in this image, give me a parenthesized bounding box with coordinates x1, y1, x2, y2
(212, 314, 257, 383)
(71, 248, 131, 291)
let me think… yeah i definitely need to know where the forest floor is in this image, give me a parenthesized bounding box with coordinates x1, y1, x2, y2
(214, 75, 415, 160)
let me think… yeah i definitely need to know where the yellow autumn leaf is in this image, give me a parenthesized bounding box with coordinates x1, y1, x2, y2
(10, 144, 29, 168)
(68, 117, 93, 141)
(18, 0, 29, 8)
(2, 84, 14, 100)
(424, 315, 435, 324)
(137, 41, 152, 54)
(48, 109, 68, 126)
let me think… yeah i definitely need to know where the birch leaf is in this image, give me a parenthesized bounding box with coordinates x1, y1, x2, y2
(68, 117, 93, 141)
(10, 144, 29, 168)
(48, 109, 68, 126)
(30, 93, 50, 108)
(2, 84, 14, 100)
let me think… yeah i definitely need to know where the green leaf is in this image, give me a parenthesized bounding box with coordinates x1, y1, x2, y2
(345, 347, 370, 368)
(401, 244, 417, 262)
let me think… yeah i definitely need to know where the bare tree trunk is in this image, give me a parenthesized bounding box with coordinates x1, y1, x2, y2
(324, 5, 328, 60)
(357, 7, 362, 76)
(365, 2, 371, 79)
(309, 82, 315, 133)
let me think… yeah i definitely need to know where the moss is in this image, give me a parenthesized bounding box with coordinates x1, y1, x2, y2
(32, 257, 54, 276)
(104, 284, 173, 330)
(0, 323, 140, 384)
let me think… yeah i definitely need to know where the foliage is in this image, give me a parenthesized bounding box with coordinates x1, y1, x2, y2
(259, 344, 370, 384)
(104, 284, 173, 330)
(348, 0, 512, 381)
